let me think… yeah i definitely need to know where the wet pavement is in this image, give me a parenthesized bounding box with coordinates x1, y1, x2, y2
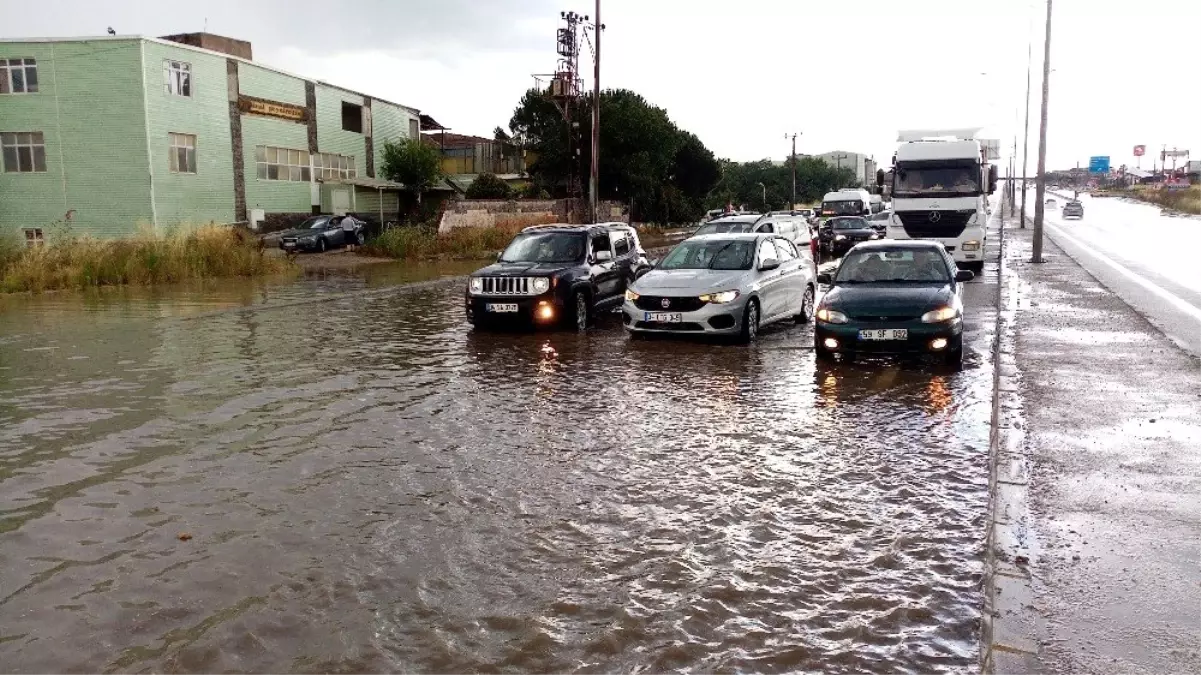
(1, 249, 999, 672)
(1000, 222, 1201, 673)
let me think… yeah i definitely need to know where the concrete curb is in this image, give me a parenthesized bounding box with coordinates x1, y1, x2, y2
(980, 203, 1043, 674)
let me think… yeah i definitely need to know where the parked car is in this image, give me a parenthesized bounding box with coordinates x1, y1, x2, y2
(1045, 198, 1057, 209)
(693, 214, 760, 236)
(822, 216, 880, 256)
(277, 215, 364, 253)
(1062, 201, 1084, 219)
(623, 233, 817, 343)
(813, 240, 974, 367)
(465, 223, 648, 331)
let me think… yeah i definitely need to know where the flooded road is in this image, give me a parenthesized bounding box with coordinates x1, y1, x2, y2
(1, 255, 998, 673)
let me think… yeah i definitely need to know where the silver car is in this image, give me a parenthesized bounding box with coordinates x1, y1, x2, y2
(622, 233, 817, 342)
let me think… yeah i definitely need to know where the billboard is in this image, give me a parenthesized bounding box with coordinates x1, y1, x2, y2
(1088, 156, 1110, 173)
(1162, 149, 1190, 160)
(1133, 145, 1145, 157)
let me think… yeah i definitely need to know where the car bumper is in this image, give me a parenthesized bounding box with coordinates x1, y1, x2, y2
(829, 238, 875, 255)
(466, 292, 565, 326)
(279, 240, 319, 252)
(622, 297, 749, 335)
(815, 319, 963, 355)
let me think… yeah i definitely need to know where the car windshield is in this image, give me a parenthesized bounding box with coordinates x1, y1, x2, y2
(499, 232, 586, 263)
(831, 218, 868, 230)
(695, 221, 754, 235)
(822, 200, 863, 216)
(660, 239, 756, 271)
(300, 217, 329, 229)
(894, 166, 981, 196)
(834, 249, 951, 283)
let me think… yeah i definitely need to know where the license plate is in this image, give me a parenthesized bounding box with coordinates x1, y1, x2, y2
(487, 303, 518, 313)
(282, 242, 295, 249)
(859, 328, 908, 340)
(644, 312, 683, 323)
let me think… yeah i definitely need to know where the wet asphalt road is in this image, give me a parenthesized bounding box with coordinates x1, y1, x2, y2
(0, 246, 998, 672)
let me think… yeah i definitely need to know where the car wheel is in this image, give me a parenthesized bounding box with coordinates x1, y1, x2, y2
(967, 261, 984, 275)
(318, 238, 327, 253)
(568, 291, 589, 331)
(795, 285, 815, 323)
(738, 299, 760, 344)
(356, 232, 365, 246)
(944, 336, 964, 370)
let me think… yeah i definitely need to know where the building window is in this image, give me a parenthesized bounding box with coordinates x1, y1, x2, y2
(255, 145, 310, 182)
(163, 60, 191, 97)
(313, 152, 356, 180)
(1, 132, 47, 173)
(23, 228, 44, 247)
(0, 58, 38, 94)
(408, 118, 419, 139)
(341, 101, 363, 133)
(168, 133, 196, 173)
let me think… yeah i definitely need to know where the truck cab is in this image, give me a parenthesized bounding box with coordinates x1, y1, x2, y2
(879, 131, 998, 273)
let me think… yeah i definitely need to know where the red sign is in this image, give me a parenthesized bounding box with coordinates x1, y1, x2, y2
(1133, 145, 1146, 157)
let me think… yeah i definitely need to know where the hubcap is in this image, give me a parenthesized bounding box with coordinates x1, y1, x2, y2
(748, 305, 758, 339)
(576, 295, 587, 329)
(803, 289, 814, 318)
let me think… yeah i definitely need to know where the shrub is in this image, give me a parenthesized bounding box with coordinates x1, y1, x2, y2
(363, 224, 524, 261)
(465, 173, 514, 200)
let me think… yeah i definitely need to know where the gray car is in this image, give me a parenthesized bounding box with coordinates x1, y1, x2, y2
(622, 233, 817, 342)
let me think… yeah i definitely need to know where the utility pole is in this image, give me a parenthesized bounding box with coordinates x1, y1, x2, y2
(788, 133, 799, 209)
(1020, 13, 1033, 229)
(589, 0, 601, 223)
(1032, 0, 1053, 263)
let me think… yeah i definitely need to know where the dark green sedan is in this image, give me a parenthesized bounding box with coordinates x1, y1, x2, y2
(814, 240, 974, 367)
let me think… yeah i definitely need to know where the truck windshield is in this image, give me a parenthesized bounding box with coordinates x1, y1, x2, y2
(821, 200, 863, 216)
(894, 167, 981, 196)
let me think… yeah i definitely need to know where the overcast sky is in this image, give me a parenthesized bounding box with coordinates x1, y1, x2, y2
(6, 0, 1199, 170)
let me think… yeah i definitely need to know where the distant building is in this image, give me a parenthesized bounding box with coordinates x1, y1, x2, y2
(814, 151, 876, 186)
(422, 131, 528, 193)
(0, 32, 424, 241)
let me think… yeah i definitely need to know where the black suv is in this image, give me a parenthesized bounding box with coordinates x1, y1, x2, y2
(466, 223, 648, 330)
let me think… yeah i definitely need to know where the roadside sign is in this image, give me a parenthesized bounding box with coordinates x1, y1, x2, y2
(1088, 156, 1110, 173)
(1133, 145, 1145, 157)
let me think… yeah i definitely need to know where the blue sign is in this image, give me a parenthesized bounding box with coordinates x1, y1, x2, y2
(1088, 156, 1110, 173)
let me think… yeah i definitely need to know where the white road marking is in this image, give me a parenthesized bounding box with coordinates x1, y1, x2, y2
(1045, 222, 1201, 324)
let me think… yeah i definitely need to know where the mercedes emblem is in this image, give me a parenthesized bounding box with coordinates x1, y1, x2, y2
(928, 211, 942, 223)
(660, 298, 671, 309)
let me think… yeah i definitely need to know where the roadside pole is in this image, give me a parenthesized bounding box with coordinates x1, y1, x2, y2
(1020, 13, 1033, 229)
(1031, 0, 1053, 263)
(588, 0, 601, 223)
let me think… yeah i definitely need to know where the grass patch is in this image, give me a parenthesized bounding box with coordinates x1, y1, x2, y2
(1, 225, 296, 294)
(362, 224, 524, 261)
(1118, 185, 1200, 215)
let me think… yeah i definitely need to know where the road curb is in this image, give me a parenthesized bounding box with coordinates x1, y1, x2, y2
(980, 202, 1042, 674)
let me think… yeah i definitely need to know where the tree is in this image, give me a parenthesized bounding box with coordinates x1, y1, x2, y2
(705, 157, 858, 212)
(380, 138, 442, 204)
(507, 88, 720, 224)
(465, 172, 513, 200)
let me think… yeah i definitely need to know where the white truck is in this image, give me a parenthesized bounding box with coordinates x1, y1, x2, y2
(878, 129, 998, 273)
(819, 188, 873, 218)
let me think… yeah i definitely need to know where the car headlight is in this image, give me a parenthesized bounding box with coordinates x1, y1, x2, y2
(469, 277, 483, 294)
(870, 233, 881, 240)
(699, 290, 740, 304)
(816, 307, 849, 324)
(962, 240, 981, 251)
(921, 306, 960, 323)
(624, 289, 640, 302)
(531, 277, 551, 294)
(835, 234, 847, 241)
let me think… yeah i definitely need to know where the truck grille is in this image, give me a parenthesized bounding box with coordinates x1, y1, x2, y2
(480, 276, 537, 295)
(633, 296, 707, 312)
(895, 210, 975, 239)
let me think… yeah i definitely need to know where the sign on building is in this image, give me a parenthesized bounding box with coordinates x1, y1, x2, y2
(1088, 156, 1110, 173)
(239, 96, 307, 122)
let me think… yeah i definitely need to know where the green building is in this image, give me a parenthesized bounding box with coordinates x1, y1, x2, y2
(0, 33, 421, 243)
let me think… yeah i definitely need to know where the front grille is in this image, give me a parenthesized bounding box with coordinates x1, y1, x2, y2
(895, 210, 974, 238)
(634, 321, 705, 331)
(849, 315, 919, 323)
(282, 237, 297, 243)
(480, 276, 536, 295)
(633, 295, 707, 312)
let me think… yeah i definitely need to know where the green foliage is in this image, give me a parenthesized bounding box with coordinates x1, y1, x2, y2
(518, 182, 552, 199)
(380, 138, 443, 202)
(363, 224, 522, 261)
(0, 225, 295, 294)
(465, 172, 514, 200)
(508, 88, 721, 224)
(705, 157, 859, 212)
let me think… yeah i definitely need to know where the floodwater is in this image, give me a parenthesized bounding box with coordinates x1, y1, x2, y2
(0, 259, 997, 673)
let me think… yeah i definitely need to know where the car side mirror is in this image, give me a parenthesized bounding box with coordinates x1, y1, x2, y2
(595, 250, 613, 263)
(496, 251, 504, 262)
(988, 165, 999, 194)
(955, 269, 975, 282)
(759, 257, 780, 271)
(816, 272, 833, 285)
